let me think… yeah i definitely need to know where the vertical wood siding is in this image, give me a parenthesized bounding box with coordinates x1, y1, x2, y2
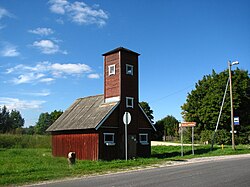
(52, 133, 99, 160)
(104, 52, 120, 99)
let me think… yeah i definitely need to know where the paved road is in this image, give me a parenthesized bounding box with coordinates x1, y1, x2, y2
(33, 155, 250, 187)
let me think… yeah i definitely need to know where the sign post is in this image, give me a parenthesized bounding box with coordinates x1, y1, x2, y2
(123, 112, 131, 161)
(179, 122, 196, 156)
(180, 125, 183, 156)
(192, 126, 194, 155)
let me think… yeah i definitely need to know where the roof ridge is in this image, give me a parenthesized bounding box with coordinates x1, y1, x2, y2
(102, 47, 140, 56)
(76, 94, 104, 100)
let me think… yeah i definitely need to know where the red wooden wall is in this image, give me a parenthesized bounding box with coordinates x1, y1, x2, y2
(52, 133, 99, 160)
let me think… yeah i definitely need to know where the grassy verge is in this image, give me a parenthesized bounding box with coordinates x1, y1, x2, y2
(0, 145, 250, 186)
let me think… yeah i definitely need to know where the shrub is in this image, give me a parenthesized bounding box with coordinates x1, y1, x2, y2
(200, 129, 231, 145)
(200, 130, 213, 144)
(0, 134, 51, 149)
(235, 134, 250, 145)
(215, 129, 231, 144)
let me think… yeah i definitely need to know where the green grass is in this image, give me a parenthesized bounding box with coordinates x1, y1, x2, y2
(0, 145, 250, 186)
(152, 144, 250, 160)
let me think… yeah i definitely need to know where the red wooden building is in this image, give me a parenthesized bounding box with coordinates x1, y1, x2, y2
(47, 47, 156, 160)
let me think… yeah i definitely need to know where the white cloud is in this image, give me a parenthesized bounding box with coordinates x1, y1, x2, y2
(0, 45, 20, 57)
(0, 7, 14, 29)
(51, 63, 91, 75)
(6, 61, 92, 84)
(24, 90, 51, 97)
(0, 97, 46, 110)
(6, 64, 36, 74)
(12, 73, 45, 84)
(87, 73, 100, 79)
(39, 77, 55, 83)
(49, 0, 69, 14)
(0, 7, 12, 19)
(32, 39, 66, 54)
(28, 27, 54, 36)
(48, 0, 108, 26)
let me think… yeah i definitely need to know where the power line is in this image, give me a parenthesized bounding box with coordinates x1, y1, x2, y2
(151, 84, 194, 103)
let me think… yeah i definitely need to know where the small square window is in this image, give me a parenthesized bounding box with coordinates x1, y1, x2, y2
(139, 133, 148, 145)
(126, 97, 134, 108)
(126, 64, 133, 75)
(108, 65, 115, 76)
(104, 133, 115, 145)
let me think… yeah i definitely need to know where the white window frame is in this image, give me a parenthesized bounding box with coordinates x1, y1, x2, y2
(126, 64, 133, 75)
(108, 64, 116, 76)
(126, 97, 134, 108)
(139, 133, 149, 145)
(104, 133, 115, 146)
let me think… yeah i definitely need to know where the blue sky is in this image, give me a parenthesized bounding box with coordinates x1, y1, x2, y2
(0, 0, 249, 127)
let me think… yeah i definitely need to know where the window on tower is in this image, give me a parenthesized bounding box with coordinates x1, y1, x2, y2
(126, 64, 133, 75)
(108, 64, 115, 76)
(126, 97, 134, 108)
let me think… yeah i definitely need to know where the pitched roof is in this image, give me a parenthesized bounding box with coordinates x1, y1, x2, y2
(47, 95, 119, 132)
(102, 47, 140, 56)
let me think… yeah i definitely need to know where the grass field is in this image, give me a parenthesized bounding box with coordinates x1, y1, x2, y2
(0, 145, 250, 186)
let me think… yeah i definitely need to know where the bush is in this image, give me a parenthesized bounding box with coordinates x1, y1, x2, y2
(0, 134, 51, 149)
(200, 129, 231, 145)
(235, 134, 250, 145)
(200, 130, 213, 144)
(215, 129, 231, 144)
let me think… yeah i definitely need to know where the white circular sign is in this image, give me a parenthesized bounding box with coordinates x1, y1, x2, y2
(123, 112, 131, 125)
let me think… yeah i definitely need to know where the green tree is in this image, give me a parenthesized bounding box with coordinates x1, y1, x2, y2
(154, 115, 179, 141)
(35, 110, 63, 134)
(0, 106, 24, 133)
(181, 69, 250, 141)
(139, 101, 154, 123)
(9, 110, 25, 130)
(50, 110, 63, 123)
(35, 112, 52, 135)
(0, 106, 11, 133)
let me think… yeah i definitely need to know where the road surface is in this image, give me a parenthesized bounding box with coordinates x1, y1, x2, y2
(32, 154, 250, 187)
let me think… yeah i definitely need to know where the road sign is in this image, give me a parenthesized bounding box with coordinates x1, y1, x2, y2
(123, 112, 131, 161)
(123, 112, 131, 125)
(179, 122, 196, 157)
(179, 122, 196, 127)
(234, 117, 240, 125)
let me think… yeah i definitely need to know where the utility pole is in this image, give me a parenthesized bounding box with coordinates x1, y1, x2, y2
(228, 61, 238, 150)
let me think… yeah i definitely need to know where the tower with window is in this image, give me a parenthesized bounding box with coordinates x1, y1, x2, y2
(103, 47, 139, 111)
(103, 47, 140, 154)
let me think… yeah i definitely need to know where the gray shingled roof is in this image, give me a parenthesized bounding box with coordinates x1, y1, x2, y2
(47, 95, 119, 132)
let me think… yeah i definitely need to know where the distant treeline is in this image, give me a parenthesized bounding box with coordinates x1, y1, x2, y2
(0, 105, 63, 135)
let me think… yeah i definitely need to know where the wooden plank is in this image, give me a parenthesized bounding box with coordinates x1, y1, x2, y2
(52, 133, 99, 160)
